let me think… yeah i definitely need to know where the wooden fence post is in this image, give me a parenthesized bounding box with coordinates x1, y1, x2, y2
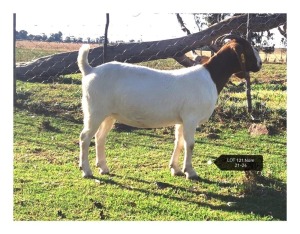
(103, 13, 110, 63)
(13, 13, 16, 107)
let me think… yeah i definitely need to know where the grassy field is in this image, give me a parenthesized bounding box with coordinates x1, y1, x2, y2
(14, 43, 287, 221)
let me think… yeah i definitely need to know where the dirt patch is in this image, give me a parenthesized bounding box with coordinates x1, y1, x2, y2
(248, 123, 269, 136)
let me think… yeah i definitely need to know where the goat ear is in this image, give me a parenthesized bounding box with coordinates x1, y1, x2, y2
(232, 45, 247, 78)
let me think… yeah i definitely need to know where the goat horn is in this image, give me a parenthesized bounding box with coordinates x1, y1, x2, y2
(213, 34, 228, 46)
(210, 34, 231, 52)
(220, 34, 247, 44)
(211, 34, 247, 53)
(213, 34, 246, 47)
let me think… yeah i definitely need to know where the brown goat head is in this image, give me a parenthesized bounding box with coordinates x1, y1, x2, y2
(219, 36, 262, 77)
(203, 35, 262, 94)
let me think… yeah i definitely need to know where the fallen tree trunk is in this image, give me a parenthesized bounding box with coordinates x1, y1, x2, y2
(16, 14, 286, 82)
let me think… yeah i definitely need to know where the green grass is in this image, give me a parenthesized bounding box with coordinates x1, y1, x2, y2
(14, 60, 287, 221)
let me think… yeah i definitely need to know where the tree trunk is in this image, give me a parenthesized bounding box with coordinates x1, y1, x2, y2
(15, 14, 286, 82)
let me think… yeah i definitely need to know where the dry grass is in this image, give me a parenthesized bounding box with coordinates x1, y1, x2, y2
(260, 48, 287, 63)
(196, 48, 287, 64)
(16, 40, 99, 52)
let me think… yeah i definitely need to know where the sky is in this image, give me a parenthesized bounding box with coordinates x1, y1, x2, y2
(15, 13, 198, 42)
(15, 13, 284, 47)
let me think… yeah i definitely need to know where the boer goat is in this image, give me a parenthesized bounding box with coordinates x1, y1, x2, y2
(77, 35, 262, 180)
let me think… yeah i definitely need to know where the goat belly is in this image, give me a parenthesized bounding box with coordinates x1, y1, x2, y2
(111, 97, 183, 128)
(111, 113, 180, 128)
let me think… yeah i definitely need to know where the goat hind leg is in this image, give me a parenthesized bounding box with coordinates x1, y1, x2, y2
(79, 114, 104, 178)
(95, 116, 115, 175)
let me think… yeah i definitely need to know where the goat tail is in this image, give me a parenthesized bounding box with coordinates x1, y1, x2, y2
(78, 44, 92, 76)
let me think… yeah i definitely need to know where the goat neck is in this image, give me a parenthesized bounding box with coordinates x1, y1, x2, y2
(203, 44, 243, 94)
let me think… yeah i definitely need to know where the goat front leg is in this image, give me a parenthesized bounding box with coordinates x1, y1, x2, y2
(169, 124, 185, 176)
(95, 117, 115, 175)
(182, 121, 198, 180)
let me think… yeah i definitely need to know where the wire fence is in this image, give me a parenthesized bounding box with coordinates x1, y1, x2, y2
(14, 13, 287, 133)
(15, 40, 287, 64)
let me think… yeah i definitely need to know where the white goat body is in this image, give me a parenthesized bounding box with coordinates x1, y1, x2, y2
(81, 61, 217, 129)
(77, 41, 261, 180)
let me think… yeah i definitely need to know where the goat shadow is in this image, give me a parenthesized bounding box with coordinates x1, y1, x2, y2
(91, 173, 286, 221)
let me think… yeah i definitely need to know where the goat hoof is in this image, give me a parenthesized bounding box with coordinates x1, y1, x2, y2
(99, 168, 110, 175)
(186, 175, 200, 181)
(185, 171, 199, 181)
(82, 171, 93, 178)
(170, 168, 185, 177)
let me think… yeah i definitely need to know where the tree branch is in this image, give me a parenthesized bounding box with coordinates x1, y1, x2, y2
(176, 13, 192, 35)
(278, 23, 287, 38)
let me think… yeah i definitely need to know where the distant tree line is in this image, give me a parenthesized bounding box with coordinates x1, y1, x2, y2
(15, 30, 109, 44)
